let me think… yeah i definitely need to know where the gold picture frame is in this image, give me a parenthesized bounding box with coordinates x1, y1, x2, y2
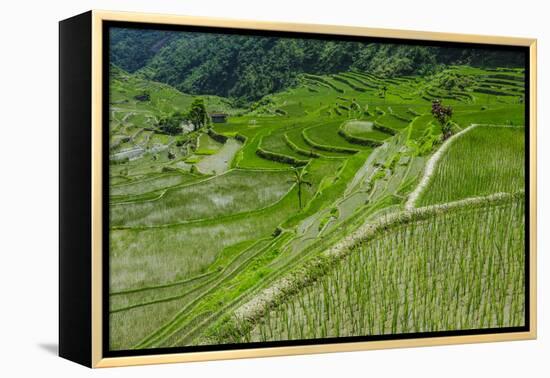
(59, 9, 537, 368)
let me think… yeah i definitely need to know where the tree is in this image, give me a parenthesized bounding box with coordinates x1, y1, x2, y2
(157, 111, 186, 135)
(188, 98, 209, 131)
(431, 99, 454, 140)
(133, 90, 150, 102)
(289, 167, 312, 209)
(379, 85, 388, 102)
(158, 116, 181, 135)
(111, 28, 525, 102)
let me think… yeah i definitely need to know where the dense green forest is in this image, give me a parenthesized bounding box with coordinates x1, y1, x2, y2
(110, 27, 524, 101)
(110, 29, 178, 72)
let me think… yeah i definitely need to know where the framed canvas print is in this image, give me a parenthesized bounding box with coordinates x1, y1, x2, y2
(59, 10, 537, 368)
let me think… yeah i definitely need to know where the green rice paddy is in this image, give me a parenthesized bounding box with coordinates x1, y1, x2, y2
(108, 63, 527, 350)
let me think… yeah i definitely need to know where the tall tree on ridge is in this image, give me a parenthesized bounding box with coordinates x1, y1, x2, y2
(188, 98, 209, 131)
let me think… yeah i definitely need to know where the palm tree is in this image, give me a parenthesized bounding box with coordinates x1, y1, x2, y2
(289, 167, 312, 209)
(380, 85, 388, 103)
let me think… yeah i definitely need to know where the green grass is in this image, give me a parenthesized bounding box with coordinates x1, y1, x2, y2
(285, 127, 349, 157)
(409, 114, 439, 140)
(107, 63, 527, 351)
(281, 157, 352, 229)
(240, 196, 525, 342)
(196, 133, 223, 154)
(377, 114, 411, 130)
(260, 127, 312, 160)
(453, 106, 525, 127)
(196, 139, 243, 175)
(342, 120, 392, 141)
(110, 70, 239, 116)
(304, 121, 373, 152)
(109, 172, 202, 200)
(234, 127, 293, 169)
(109, 238, 272, 349)
(110, 169, 295, 227)
(418, 126, 525, 206)
(110, 183, 302, 291)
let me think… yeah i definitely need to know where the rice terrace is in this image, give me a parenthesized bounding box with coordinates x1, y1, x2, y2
(108, 26, 527, 351)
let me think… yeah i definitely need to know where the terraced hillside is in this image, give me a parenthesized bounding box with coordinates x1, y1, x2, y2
(233, 194, 525, 342)
(108, 63, 526, 350)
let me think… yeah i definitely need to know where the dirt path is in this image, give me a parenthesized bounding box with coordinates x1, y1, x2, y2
(196, 138, 242, 175)
(405, 124, 478, 210)
(405, 123, 524, 210)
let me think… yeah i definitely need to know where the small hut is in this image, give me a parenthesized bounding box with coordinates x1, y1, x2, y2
(209, 112, 228, 123)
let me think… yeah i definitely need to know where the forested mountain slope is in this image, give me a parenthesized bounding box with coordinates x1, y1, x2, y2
(110, 27, 525, 101)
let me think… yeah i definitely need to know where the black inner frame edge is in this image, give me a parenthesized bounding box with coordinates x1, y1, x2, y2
(101, 19, 531, 358)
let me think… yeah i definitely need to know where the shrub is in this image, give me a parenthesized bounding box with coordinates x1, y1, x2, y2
(373, 121, 397, 135)
(207, 128, 228, 144)
(133, 91, 150, 102)
(338, 128, 383, 147)
(473, 87, 514, 96)
(188, 97, 209, 130)
(407, 108, 422, 116)
(302, 129, 358, 154)
(303, 74, 344, 93)
(486, 74, 524, 82)
(158, 112, 186, 135)
(255, 147, 308, 166)
(194, 149, 217, 156)
(110, 156, 129, 165)
(284, 134, 320, 158)
(332, 75, 367, 92)
(272, 227, 283, 237)
(389, 112, 412, 123)
(161, 166, 178, 173)
(431, 99, 453, 139)
(234, 133, 247, 143)
(185, 156, 200, 164)
(339, 72, 378, 89)
(384, 152, 402, 173)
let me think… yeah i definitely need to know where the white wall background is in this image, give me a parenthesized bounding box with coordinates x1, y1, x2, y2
(0, 0, 547, 376)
